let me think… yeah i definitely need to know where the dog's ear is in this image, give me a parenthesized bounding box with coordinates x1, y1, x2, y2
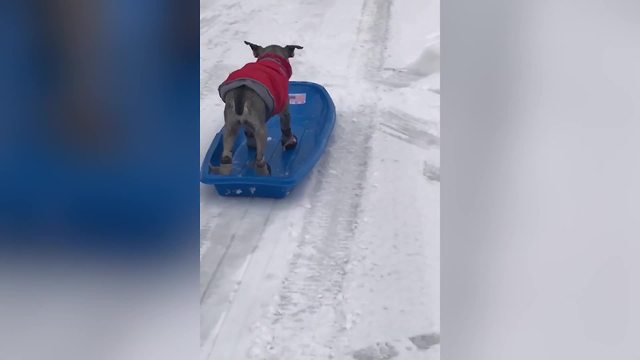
(244, 41, 263, 58)
(284, 45, 303, 58)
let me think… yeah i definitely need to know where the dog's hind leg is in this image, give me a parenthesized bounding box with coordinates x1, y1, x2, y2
(221, 121, 240, 162)
(219, 121, 240, 175)
(253, 123, 270, 176)
(219, 94, 242, 175)
(279, 105, 297, 150)
(240, 89, 270, 175)
(244, 128, 257, 149)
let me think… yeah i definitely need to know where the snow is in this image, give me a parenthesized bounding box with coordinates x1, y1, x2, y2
(200, 0, 439, 359)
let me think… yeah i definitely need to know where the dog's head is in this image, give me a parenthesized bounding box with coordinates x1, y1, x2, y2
(244, 41, 303, 59)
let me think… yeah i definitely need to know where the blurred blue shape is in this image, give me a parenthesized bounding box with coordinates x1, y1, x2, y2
(0, 0, 199, 256)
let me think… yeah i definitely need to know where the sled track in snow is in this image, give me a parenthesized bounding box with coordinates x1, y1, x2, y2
(199, 0, 345, 355)
(200, 199, 276, 348)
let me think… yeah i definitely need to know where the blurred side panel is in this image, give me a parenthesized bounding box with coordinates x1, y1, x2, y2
(443, 0, 640, 359)
(0, 1, 199, 359)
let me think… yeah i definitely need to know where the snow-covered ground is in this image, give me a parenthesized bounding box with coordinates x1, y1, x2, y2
(200, 0, 439, 359)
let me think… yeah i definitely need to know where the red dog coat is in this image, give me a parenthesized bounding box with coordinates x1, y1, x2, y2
(218, 53, 292, 116)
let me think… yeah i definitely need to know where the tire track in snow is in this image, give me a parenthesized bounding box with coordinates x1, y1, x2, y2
(247, 110, 376, 359)
(245, 0, 394, 358)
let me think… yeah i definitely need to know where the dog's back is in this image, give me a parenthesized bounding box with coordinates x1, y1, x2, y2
(219, 53, 292, 118)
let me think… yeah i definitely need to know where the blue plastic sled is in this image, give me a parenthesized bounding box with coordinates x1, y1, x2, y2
(200, 81, 336, 198)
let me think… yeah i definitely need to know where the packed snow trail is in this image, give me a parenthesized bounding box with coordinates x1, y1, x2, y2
(200, 0, 440, 359)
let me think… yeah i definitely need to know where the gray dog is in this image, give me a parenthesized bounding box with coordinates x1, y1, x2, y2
(211, 41, 303, 176)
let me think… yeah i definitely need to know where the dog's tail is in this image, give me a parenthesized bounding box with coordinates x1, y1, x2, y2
(233, 86, 245, 116)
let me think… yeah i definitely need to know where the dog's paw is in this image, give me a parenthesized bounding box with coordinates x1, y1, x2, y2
(281, 134, 298, 150)
(211, 155, 234, 175)
(221, 155, 232, 165)
(219, 163, 233, 175)
(255, 161, 271, 176)
(208, 164, 232, 175)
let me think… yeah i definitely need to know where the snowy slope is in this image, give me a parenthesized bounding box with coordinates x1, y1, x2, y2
(200, 0, 439, 359)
